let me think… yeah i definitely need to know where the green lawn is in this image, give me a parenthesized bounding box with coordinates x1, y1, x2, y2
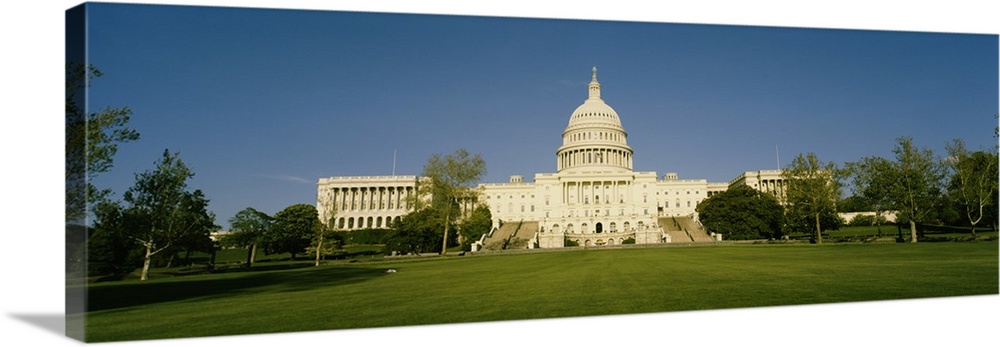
(77, 242, 998, 342)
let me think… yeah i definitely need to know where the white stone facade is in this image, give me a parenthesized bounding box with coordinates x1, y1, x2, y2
(480, 68, 715, 248)
(316, 175, 423, 230)
(317, 68, 786, 246)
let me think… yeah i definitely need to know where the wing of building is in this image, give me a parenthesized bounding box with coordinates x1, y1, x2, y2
(318, 68, 787, 249)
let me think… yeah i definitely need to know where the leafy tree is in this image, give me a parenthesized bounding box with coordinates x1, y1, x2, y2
(945, 139, 998, 237)
(65, 63, 140, 223)
(459, 205, 492, 250)
(837, 195, 871, 213)
(267, 204, 320, 260)
(224, 207, 273, 267)
(88, 200, 144, 277)
(161, 189, 218, 268)
(385, 208, 455, 254)
(415, 149, 487, 255)
(313, 194, 342, 266)
(889, 136, 946, 243)
(784, 209, 843, 236)
(845, 156, 896, 237)
(122, 150, 216, 280)
(782, 153, 841, 244)
(696, 185, 785, 240)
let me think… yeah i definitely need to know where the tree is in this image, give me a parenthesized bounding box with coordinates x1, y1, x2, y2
(845, 156, 896, 237)
(696, 185, 785, 240)
(313, 193, 342, 266)
(122, 150, 216, 280)
(224, 207, 273, 267)
(459, 205, 492, 250)
(945, 139, 998, 237)
(89, 199, 143, 277)
(889, 136, 946, 243)
(162, 189, 218, 268)
(385, 208, 454, 254)
(415, 149, 487, 255)
(782, 153, 841, 244)
(267, 204, 320, 260)
(65, 63, 140, 223)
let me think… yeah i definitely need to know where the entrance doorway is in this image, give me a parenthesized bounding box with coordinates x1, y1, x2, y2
(596, 222, 603, 233)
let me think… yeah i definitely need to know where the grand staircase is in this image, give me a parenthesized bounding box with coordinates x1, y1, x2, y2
(482, 221, 538, 250)
(658, 216, 715, 243)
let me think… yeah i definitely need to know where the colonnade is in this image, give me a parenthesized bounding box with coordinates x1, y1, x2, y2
(561, 179, 634, 205)
(557, 148, 632, 171)
(317, 176, 421, 230)
(760, 178, 785, 197)
(325, 186, 415, 212)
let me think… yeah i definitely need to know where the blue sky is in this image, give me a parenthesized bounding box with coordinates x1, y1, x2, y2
(80, 3, 997, 228)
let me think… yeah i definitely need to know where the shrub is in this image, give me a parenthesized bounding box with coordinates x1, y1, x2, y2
(622, 237, 636, 244)
(848, 214, 888, 227)
(341, 228, 392, 245)
(506, 237, 529, 249)
(564, 239, 579, 247)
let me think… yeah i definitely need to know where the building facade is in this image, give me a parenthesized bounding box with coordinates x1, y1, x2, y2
(480, 68, 712, 248)
(317, 68, 786, 246)
(316, 175, 422, 230)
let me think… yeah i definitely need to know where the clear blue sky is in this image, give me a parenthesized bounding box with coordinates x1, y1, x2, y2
(82, 3, 997, 229)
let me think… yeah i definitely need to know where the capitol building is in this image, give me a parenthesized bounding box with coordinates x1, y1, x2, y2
(318, 68, 785, 249)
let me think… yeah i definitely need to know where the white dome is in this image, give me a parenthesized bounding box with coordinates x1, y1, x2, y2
(565, 66, 624, 132)
(566, 98, 624, 132)
(556, 67, 634, 173)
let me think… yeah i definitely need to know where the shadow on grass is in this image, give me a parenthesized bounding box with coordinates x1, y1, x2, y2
(85, 265, 389, 313)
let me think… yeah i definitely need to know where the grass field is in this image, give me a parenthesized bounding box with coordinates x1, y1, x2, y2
(77, 242, 998, 342)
